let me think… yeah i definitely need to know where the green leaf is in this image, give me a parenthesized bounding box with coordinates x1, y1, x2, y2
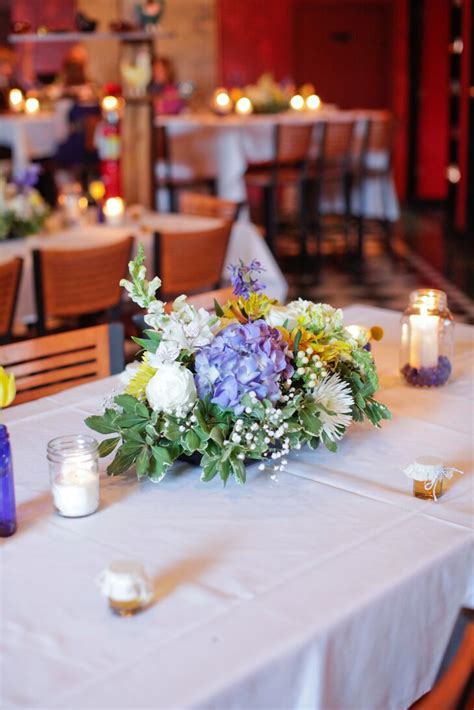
(136, 447, 151, 478)
(131, 336, 159, 354)
(300, 410, 322, 436)
(321, 432, 337, 452)
(98, 436, 121, 458)
(85, 412, 120, 435)
(210, 425, 225, 446)
(231, 458, 246, 485)
(149, 445, 174, 482)
(219, 458, 231, 485)
(213, 299, 224, 317)
(107, 443, 142, 475)
(293, 329, 302, 356)
(201, 455, 220, 482)
(114, 394, 142, 414)
(184, 429, 200, 452)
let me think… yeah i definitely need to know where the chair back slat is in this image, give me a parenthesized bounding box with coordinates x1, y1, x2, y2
(0, 257, 23, 342)
(33, 238, 133, 327)
(322, 120, 355, 162)
(366, 112, 394, 152)
(154, 223, 232, 297)
(276, 124, 314, 164)
(179, 192, 239, 221)
(0, 324, 121, 405)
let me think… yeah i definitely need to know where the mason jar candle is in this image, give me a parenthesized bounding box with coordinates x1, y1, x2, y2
(47, 435, 99, 517)
(400, 289, 454, 387)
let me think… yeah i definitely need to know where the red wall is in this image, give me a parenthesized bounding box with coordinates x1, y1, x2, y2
(12, 0, 75, 81)
(416, 0, 450, 200)
(218, 0, 293, 85)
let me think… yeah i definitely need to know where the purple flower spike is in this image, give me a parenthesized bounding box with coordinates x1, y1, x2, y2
(13, 164, 41, 191)
(195, 319, 293, 413)
(228, 259, 266, 299)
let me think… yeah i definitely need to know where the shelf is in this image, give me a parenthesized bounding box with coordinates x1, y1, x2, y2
(8, 30, 175, 44)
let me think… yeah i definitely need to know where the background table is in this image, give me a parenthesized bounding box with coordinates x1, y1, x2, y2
(0, 211, 288, 328)
(156, 110, 400, 222)
(1, 306, 472, 709)
(0, 106, 69, 173)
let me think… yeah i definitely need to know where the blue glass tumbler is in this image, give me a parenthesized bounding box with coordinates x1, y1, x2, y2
(0, 424, 17, 537)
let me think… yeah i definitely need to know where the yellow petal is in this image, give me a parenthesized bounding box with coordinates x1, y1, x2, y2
(6, 373, 16, 407)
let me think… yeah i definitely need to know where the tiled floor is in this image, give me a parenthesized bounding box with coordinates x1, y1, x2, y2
(274, 208, 474, 324)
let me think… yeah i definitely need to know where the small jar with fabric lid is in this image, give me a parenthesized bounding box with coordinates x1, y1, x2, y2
(400, 289, 454, 387)
(47, 435, 99, 517)
(98, 560, 153, 616)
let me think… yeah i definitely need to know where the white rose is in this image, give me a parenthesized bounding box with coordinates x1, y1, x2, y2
(266, 306, 297, 329)
(146, 362, 197, 413)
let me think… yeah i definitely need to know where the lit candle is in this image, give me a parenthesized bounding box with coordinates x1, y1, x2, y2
(9, 88, 24, 113)
(24, 97, 40, 114)
(305, 94, 321, 110)
(235, 96, 253, 115)
(290, 94, 305, 111)
(101, 95, 120, 113)
(211, 88, 233, 115)
(409, 304, 439, 368)
(47, 435, 100, 518)
(103, 196, 125, 226)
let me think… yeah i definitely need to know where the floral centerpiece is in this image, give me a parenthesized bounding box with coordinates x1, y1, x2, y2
(86, 248, 391, 485)
(0, 166, 49, 240)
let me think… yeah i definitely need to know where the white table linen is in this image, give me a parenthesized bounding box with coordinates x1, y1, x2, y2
(0, 105, 69, 173)
(1, 306, 472, 709)
(0, 212, 288, 327)
(156, 111, 400, 222)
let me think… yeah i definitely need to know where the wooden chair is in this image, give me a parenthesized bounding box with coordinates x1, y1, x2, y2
(245, 123, 314, 255)
(0, 323, 124, 405)
(153, 125, 217, 212)
(356, 112, 395, 255)
(33, 237, 134, 335)
(153, 223, 232, 299)
(410, 617, 474, 710)
(178, 192, 240, 222)
(309, 119, 356, 257)
(0, 257, 23, 344)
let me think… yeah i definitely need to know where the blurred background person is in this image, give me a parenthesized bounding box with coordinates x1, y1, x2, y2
(149, 56, 186, 115)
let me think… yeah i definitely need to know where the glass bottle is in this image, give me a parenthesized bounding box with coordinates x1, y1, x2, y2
(400, 289, 454, 386)
(47, 435, 99, 518)
(0, 425, 17, 537)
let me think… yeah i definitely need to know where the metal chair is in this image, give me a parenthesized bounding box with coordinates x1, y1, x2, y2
(0, 323, 124, 405)
(244, 123, 314, 255)
(153, 125, 217, 212)
(356, 112, 395, 255)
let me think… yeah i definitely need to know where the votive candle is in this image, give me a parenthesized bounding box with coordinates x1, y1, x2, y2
(103, 197, 125, 226)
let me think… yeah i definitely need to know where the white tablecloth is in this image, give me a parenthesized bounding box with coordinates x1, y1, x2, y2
(1, 306, 472, 709)
(0, 105, 69, 173)
(156, 111, 400, 222)
(0, 212, 288, 327)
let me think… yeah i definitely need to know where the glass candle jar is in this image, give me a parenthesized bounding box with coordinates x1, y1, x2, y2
(58, 183, 88, 227)
(404, 456, 446, 500)
(47, 435, 99, 517)
(400, 289, 454, 387)
(98, 560, 153, 616)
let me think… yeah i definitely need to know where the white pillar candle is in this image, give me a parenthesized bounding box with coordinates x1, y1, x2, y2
(52, 469, 99, 517)
(235, 97, 253, 115)
(103, 197, 125, 226)
(9, 88, 24, 113)
(24, 97, 40, 114)
(409, 307, 439, 368)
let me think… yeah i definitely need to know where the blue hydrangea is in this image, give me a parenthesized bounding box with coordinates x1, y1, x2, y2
(195, 320, 293, 413)
(228, 259, 266, 299)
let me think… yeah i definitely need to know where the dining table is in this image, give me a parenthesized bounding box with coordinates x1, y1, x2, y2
(155, 109, 400, 222)
(1, 305, 472, 709)
(0, 211, 288, 329)
(0, 105, 69, 173)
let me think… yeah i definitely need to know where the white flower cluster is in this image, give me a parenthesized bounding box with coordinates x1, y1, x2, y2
(145, 295, 217, 366)
(267, 300, 343, 333)
(146, 362, 197, 414)
(294, 348, 329, 387)
(0, 185, 47, 220)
